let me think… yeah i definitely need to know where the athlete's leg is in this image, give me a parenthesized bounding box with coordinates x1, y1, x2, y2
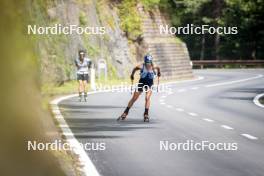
(83, 74, 89, 93)
(128, 91, 141, 108)
(78, 80, 83, 93)
(78, 80, 83, 92)
(83, 80, 87, 92)
(78, 80, 83, 100)
(83, 80, 88, 100)
(144, 90, 152, 115)
(120, 91, 142, 119)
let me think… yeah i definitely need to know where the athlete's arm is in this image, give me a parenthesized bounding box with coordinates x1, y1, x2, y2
(75, 59, 80, 69)
(130, 65, 141, 80)
(85, 58, 92, 69)
(154, 66, 161, 77)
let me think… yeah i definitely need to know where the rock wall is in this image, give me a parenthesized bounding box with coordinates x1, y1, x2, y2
(31, 0, 193, 84)
(33, 0, 132, 84)
(137, 4, 193, 80)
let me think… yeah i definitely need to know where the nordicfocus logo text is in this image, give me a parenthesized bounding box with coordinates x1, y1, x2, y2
(160, 24, 238, 35)
(160, 140, 238, 151)
(27, 24, 105, 35)
(27, 140, 106, 151)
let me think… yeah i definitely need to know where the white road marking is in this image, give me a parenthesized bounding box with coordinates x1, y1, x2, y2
(221, 125, 234, 130)
(58, 124, 69, 128)
(160, 102, 166, 105)
(177, 89, 186, 92)
(51, 94, 100, 176)
(55, 115, 63, 119)
(62, 132, 75, 137)
(253, 93, 264, 108)
(188, 112, 198, 116)
(241, 134, 258, 140)
(161, 95, 167, 98)
(191, 87, 199, 90)
(162, 76, 204, 86)
(52, 109, 61, 115)
(176, 108, 184, 112)
(166, 105, 173, 108)
(203, 118, 214, 122)
(159, 99, 165, 102)
(205, 74, 263, 88)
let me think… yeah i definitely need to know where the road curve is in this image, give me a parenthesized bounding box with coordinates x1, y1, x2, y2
(59, 69, 264, 176)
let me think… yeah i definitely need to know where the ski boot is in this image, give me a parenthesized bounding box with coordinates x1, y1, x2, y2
(117, 112, 128, 121)
(144, 113, 149, 122)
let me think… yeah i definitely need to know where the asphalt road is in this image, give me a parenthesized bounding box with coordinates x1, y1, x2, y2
(59, 69, 264, 176)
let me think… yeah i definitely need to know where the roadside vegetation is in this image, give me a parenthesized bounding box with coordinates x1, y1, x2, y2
(118, 0, 264, 60)
(162, 0, 263, 60)
(0, 0, 76, 175)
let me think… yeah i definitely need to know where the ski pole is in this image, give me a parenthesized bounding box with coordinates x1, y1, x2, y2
(130, 79, 134, 94)
(157, 76, 160, 92)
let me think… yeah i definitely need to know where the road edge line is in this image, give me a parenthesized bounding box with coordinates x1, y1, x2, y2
(50, 94, 100, 176)
(253, 93, 264, 108)
(205, 74, 263, 88)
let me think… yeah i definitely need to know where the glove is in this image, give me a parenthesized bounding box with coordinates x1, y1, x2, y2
(130, 74, 134, 80)
(157, 72, 161, 77)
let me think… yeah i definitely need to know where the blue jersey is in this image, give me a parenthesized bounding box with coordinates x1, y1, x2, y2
(140, 64, 155, 80)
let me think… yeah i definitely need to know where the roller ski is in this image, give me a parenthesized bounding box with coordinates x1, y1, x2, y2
(78, 92, 82, 102)
(144, 113, 150, 122)
(78, 92, 87, 102)
(84, 92, 87, 102)
(117, 112, 127, 121)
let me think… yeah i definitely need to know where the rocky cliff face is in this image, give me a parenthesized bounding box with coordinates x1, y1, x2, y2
(32, 0, 132, 84)
(31, 0, 193, 84)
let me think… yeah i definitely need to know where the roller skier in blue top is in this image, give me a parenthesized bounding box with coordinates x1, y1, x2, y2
(117, 54, 161, 122)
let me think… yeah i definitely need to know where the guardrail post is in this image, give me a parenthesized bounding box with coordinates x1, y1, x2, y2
(90, 66, 96, 91)
(97, 59, 107, 81)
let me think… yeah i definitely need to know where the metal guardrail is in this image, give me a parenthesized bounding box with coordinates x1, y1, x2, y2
(192, 60, 264, 68)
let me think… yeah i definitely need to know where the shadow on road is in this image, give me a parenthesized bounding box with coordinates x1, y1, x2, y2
(62, 118, 157, 139)
(230, 88, 264, 94)
(60, 104, 127, 109)
(218, 87, 264, 101)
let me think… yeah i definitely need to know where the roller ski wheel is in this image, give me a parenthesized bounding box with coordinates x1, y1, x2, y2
(144, 114, 150, 122)
(84, 94, 87, 102)
(78, 93, 82, 102)
(78, 96, 82, 102)
(117, 113, 127, 121)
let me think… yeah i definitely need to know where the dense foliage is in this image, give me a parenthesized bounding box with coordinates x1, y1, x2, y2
(160, 0, 264, 60)
(118, 0, 142, 40)
(120, 0, 263, 60)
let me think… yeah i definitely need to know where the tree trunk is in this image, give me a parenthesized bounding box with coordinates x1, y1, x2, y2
(212, 0, 224, 60)
(200, 34, 205, 69)
(200, 34, 205, 60)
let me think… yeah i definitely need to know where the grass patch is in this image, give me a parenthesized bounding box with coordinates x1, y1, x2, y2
(145, 36, 183, 44)
(42, 78, 131, 96)
(41, 78, 129, 110)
